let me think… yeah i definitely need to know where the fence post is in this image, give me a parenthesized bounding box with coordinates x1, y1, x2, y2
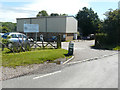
(57, 34, 61, 49)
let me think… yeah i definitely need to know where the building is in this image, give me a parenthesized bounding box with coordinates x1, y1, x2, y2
(16, 16, 78, 41)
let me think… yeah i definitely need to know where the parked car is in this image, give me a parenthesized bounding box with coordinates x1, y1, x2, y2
(2, 32, 32, 49)
(87, 34, 95, 40)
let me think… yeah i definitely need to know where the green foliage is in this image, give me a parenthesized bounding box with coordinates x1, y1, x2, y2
(0, 26, 10, 33)
(97, 9, 120, 45)
(113, 46, 120, 51)
(2, 49, 68, 67)
(2, 35, 11, 45)
(36, 10, 49, 17)
(1, 35, 31, 52)
(77, 31, 80, 36)
(60, 14, 68, 16)
(50, 13, 59, 16)
(95, 9, 120, 49)
(25, 43, 31, 51)
(0, 22, 16, 32)
(95, 33, 108, 47)
(76, 7, 100, 36)
(50, 13, 68, 16)
(36, 10, 68, 17)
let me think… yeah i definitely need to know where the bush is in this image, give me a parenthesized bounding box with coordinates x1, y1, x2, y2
(95, 33, 108, 47)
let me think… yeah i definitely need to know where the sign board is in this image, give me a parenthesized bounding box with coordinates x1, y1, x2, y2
(24, 24, 39, 33)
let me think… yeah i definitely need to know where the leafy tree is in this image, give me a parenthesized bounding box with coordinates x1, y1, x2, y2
(60, 14, 68, 16)
(50, 13, 68, 16)
(36, 10, 49, 17)
(76, 7, 100, 37)
(50, 13, 59, 16)
(99, 9, 120, 45)
(0, 26, 10, 33)
(0, 22, 16, 32)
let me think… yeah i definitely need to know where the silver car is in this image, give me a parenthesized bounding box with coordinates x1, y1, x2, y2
(2, 32, 32, 49)
(2, 32, 30, 42)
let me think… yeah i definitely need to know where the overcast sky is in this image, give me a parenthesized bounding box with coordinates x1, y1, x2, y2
(0, 0, 119, 23)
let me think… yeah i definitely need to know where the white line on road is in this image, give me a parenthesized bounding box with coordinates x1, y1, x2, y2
(33, 70, 62, 80)
(67, 57, 99, 65)
(62, 56, 74, 65)
(67, 53, 118, 65)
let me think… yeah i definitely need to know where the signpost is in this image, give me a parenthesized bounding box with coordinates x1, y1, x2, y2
(24, 24, 39, 41)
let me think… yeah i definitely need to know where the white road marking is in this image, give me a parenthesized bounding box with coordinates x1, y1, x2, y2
(67, 53, 118, 65)
(33, 70, 62, 80)
(62, 56, 75, 65)
(67, 61, 83, 64)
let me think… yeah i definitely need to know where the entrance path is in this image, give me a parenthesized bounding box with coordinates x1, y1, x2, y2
(62, 40, 118, 62)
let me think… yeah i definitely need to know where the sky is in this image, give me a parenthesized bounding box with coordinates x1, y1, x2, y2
(0, 0, 119, 23)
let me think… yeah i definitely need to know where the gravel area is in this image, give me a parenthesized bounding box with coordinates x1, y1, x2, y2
(1, 58, 68, 81)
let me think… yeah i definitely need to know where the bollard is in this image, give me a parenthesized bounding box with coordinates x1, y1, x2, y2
(68, 41, 74, 55)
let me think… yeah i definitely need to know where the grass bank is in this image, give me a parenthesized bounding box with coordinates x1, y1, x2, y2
(92, 44, 120, 50)
(113, 46, 120, 50)
(2, 48, 69, 68)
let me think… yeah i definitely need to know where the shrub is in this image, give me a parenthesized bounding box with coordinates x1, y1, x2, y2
(95, 33, 108, 47)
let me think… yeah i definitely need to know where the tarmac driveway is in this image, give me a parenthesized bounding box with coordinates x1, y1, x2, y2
(62, 40, 118, 62)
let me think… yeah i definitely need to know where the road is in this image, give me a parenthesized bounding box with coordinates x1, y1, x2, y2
(2, 54, 118, 88)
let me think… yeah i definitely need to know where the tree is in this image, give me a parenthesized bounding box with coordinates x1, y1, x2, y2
(100, 9, 120, 45)
(50, 13, 68, 16)
(50, 13, 59, 16)
(60, 14, 68, 16)
(36, 10, 48, 17)
(76, 7, 100, 37)
(1, 22, 16, 32)
(0, 26, 10, 33)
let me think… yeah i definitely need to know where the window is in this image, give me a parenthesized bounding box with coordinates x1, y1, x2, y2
(18, 34, 22, 38)
(11, 34, 17, 38)
(23, 35, 27, 38)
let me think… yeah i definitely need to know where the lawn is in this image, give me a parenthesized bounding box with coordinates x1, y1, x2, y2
(2, 48, 69, 68)
(113, 46, 120, 51)
(92, 44, 120, 50)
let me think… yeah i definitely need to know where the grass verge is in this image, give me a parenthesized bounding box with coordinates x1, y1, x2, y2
(91, 45, 120, 50)
(113, 46, 120, 51)
(2, 48, 69, 68)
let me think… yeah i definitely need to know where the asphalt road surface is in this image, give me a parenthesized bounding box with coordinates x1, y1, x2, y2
(62, 40, 117, 62)
(2, 53, 118, 88)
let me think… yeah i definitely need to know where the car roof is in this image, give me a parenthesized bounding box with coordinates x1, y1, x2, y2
(0, 33, 4, 35)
